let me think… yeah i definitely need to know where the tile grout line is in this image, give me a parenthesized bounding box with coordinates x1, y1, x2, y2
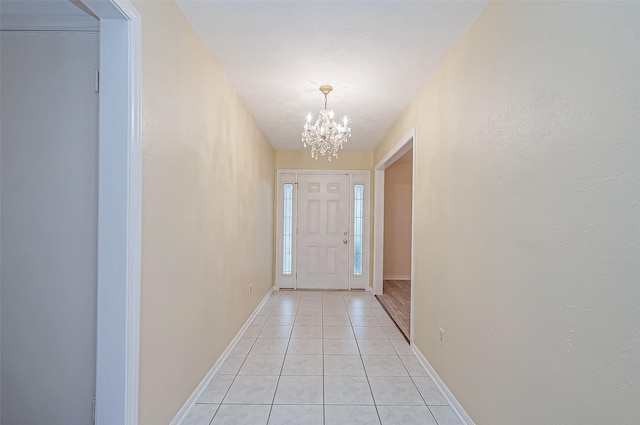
(265, 293, 295, 425)
(214, 327, 261, 414)
(267, 291, 286, 425)
(205, 337, 255, 425)
(322, 293, 326, 425)
(211, 292, 280, 425)
(400, 351, 443, 424)
(352, 299, 384, 425)
(232, 290, 413, 425)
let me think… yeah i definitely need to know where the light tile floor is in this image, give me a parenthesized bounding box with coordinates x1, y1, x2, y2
(183, 290, 464, 425)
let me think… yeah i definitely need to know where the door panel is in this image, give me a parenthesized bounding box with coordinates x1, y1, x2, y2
(297, 174, 350, 289)
(0, 31, 99, 425)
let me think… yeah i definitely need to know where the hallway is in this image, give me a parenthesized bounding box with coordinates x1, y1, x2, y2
(3, 1, 639, 424)
(183, 290, 460, 425)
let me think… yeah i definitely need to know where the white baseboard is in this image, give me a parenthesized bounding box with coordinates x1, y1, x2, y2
(383, 275, 411, 281)
(411, 343, 476, 425)
(171, 287, 274, 425)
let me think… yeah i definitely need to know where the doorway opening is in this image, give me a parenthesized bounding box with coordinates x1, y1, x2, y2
(377, 148, 413, 340)
(373, 129, 415, 341)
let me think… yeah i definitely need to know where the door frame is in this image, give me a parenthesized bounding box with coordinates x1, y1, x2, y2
(275, 169, 370, 291)
(373, 128, 415, 339)
(79, 2, 142, 424)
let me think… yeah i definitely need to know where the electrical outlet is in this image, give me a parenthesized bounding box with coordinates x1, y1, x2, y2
(439, 328, 445, 345)
(249, 284, 253, 294)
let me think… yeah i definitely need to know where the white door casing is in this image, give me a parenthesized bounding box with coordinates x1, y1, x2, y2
(276, 170, 370, 291)
(297, 174, 350, 289)
(373, 128, 415, 342)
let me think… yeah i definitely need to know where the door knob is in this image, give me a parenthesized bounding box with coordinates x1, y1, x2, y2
(343, 239, 348, 244)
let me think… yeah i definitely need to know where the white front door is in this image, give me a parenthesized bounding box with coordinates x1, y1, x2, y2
(296, 174, 350, 289)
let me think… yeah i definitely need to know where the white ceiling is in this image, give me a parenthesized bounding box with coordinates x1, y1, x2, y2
(177, 0, 487, 151)
(0, 0, 487, 151)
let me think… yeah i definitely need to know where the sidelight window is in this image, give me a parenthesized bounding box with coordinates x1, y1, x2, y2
(282, 183, 293, 275)
(354, 184, 364, 275)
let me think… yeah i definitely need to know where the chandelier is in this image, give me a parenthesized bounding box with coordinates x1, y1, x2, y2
(302, 85, 351, 161)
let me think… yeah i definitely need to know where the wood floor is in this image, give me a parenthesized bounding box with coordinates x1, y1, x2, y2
(375, 280, 411, 341)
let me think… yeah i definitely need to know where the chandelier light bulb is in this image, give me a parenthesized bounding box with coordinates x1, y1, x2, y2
(301, 85, 352, 161)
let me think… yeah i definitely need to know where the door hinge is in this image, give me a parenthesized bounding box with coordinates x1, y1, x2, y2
(94, 70, 100, 92)
(92, 396, 96, 423)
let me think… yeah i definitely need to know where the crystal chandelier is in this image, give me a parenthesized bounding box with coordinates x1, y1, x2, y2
(302, 85, 351, 161)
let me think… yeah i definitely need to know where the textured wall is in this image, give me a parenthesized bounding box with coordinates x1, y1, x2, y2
(375, 1, 640, 424)
(276, 149, 373, 171)
(133, 2, 275, 423)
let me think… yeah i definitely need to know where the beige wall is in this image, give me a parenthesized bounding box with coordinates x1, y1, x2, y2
(134, 1, 275, 423)
(276, 149, 373, 170)
(375, 1, 640, 424)
(383, 158, 412, 278)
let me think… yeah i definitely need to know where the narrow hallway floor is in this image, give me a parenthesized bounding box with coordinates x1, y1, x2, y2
(183, 290, 463, 425)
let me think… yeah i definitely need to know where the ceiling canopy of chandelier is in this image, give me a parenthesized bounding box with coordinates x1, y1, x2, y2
(302, 85, 351, 161)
